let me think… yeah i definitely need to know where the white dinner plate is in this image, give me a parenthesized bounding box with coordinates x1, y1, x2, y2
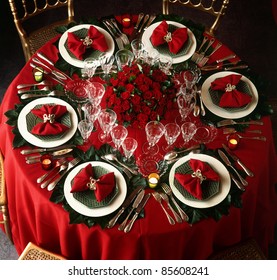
(64, 161, 127, 217)
(17, 97, 78, 148)
(141, 20, 197, 64)
(169, 153, 231, 208)
(58, 24, 115, 68)
(201, 71, 259, 119)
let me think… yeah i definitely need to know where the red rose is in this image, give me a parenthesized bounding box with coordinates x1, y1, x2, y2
(121, 91, 131, 100)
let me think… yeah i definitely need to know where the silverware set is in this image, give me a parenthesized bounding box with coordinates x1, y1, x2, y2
(106, 186, 151, 233)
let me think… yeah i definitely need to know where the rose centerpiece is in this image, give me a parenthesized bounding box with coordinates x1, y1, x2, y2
(104, 63, 177, 129)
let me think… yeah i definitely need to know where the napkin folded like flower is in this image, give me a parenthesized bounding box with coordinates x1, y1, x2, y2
(174, 159, 220, 200)
(67, 25, 108, 60)
(150, 20, 188, 54)
(70, 164, 115, 202)
(31, 104, 70, 136)
(211, 74, 252, 108)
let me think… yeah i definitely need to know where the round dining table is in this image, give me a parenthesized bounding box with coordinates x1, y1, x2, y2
(1, 14, 277, 260)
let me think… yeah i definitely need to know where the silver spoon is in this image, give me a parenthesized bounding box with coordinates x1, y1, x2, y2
(102, 154, 138, 175)
(164, 145, 201, 161)
(17, 80, 53, 89)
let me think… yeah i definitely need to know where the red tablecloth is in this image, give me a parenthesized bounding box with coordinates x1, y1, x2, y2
(1, 26, 277, 259)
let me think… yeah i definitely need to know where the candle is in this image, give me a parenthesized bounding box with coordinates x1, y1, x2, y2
(148, 173, 160, 188)
(227, 134, 240, 150)
(40, 154, 53, 170)
(33, 66, 44, 82)
(122, 17, 131, 28)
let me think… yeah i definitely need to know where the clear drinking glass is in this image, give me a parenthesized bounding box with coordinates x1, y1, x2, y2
(86, 81, 105, 106)
(99, 53, 115, 79)
(131, 39, 144, 60)
(78, 120, 94, 143)
(82, 103, 101, 127)
(183, 69, 200, 91)
(122, 137, 138, 162)
(176, 93, 193, 123)
(181, 122, 196, 147)
(158, 55, 173, 75)
(115, 49, 135, 70)
(142, 121, 165, 155)
(98, 109, 117, 143)
(83, 58, 98, 79)
(163, 123, 181, 151)
(110, 124, 128, 151)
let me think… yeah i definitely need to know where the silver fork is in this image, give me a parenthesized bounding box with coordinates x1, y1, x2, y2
(159, 193, 182, 223)
(47, 157, 81, 191)
(152, 192, 175, 225)
(161, 183, 189, 222)
(217, 119, 264, 127)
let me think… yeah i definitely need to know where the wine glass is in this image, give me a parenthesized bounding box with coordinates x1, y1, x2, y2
(82, 103, 101, 128)
(98, 109, 117, 143)
(181, 122, 196, 147)
(158, 55, 173, 75)
(131, 39, 144, 60)
(115, 49, 135, 70)
(110, 124, 128, 151)
(122, 137, 138, 162)
(83, 58, 98, 80)
(176, 93, 193, 123)
(183, 69, 199, 91)
(142, 121, 165, 155)
(86, 81, 105, 106)
(78, 120, 94, 143)
(99, 53, 115, 80)
(163, 123, 181, 152)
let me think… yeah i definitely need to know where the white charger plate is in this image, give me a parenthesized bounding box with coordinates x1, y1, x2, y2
(58, 24, 115, 68)
(201, 71, 259, 119)
(17, 97, 78, 148)
(169, 153, 231, 208)
(64, 161, 127, 217)
(141, 20, 197, 64)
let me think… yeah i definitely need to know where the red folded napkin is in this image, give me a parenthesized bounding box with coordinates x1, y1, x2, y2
(150, 20, 188, 54)
(30, 104, 70, 136)
(70, 164, 115, 202)
(211, 74, 252, 108)
(67, 25, 109, 60)
(174, 159, 220, 200)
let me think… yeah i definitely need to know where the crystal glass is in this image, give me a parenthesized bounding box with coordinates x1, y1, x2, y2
(99, 53, 115, 79)
(110, 124, 128, 150)
(115, 49, 134, 70)
(142, 121, 165, 155)
(183, 69, 200, 91)
(158, 55, 173, 75)
(163, 123, 181, 151)
(181, 122, 196, 147)
(122, 137, 138, 162)
(98, 109, 117, 143)
(86, 81, 105, 106)
(78, 119, 94, 143)
(82, 103, 101, 127)
(83, 58, 98, 79)
(176, 93, 193, 123)
(131, 39, 144, 60)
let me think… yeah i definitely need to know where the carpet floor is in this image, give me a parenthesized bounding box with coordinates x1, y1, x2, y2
(0, 0, 277, 260)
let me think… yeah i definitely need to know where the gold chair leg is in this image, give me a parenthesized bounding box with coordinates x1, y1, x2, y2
(1, 205, 13, 243)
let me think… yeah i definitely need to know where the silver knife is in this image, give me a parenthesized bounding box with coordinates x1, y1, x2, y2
(137, 14, 150, 33)
(102, 20, 124, 50)
(143, 14, 156, 30)
(124, 193, 151, 233)
(129, 13, 144, 41)
(118, 189, 145, 231)
(218, 149, 248, 186)
(106, 185, 145, 228)
(21, 144, 76, 155)
(222, 144, 254, 177)
(25, 148, 73, 161)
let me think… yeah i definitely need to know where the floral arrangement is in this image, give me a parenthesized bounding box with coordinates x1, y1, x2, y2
(104, 63, 177, 129)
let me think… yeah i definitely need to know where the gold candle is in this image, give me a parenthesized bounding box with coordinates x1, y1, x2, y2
(148, 173, 160, 188)
(33, 66, 44, 82)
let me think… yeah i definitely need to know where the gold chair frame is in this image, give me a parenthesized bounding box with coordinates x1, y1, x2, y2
(19, 242, 66, 260)
(8, 0, 75, 62)
(162, 0, 230, 35)
(0, 150, 13, 243)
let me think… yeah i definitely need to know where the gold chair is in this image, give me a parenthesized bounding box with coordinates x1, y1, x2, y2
(0, 150, 13, 243)
(162, 0, 230, 35)
(18, 242, 66, 260)
(8, 0, 75, 62)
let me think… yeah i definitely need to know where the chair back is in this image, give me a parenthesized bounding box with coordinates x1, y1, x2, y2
(8, 0, 75, 61)
(162, 0, 230, 34)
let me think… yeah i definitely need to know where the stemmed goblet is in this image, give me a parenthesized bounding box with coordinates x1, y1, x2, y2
(82, 103, 101, 129)
(163, 123, 181, 152)
(98, 109, 117, 143)
(176, 93, 193, 123)
(181, 122, 196, 147)
(83, 57, 98, 80)
(142, 121, 165, 155)
(122, 137, 138, 162)
(78, 119, 94, 143)
(110, 124, 128, 151)
(86, 81, 105, 106)
(99, 53, 115, 80)
(158, 55, 173, 75)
